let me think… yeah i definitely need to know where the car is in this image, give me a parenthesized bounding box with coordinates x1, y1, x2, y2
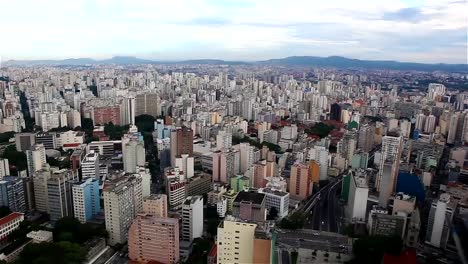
(312, 232, 320, 235)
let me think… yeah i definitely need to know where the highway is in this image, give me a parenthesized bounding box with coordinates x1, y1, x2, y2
(302, 173, 345, 233)
(276, 229, 351, 254)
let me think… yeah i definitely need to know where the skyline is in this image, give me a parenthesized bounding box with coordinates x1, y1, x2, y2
(1, 0, 467, 64)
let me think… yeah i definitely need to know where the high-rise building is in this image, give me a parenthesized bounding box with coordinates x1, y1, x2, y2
(0, 176, 26, 212)
(425, 193, 455, 248)
(447, 113, 459, 144)
(93, 105, 121, 126)
(72, 178, 101, 223)
(15, 133, 36, 152)
(376, 135, 403, 194)
(143, 194, 167, 218)
(120, 95, 136, 126)
(289, 162, 312, 200)
(212, 150, 236, 184)
(258, 187, 289, 218)
(347, 171, 368, 222)
(47, 169, 74, 221)
(81, 151, 100, 179)
(358, 124, 375, 152)
(35, 132, 57, 149)
(135, 92, 159, 117)
(337, 129, 357, 161)
(164, 168, 186, 211)
(181, 196, 203, 242)
(170, 127, 193, 166)
(26, 144, 46, 176)
(128, 214, 179, 264)
(330, 103, 341, 121)
(415, 113, 426, 132)
(424, 114, 436, 134)
(217, 219, 257, 264)
(216, 130, 232, 150)
(0, 159, 9, 179)
(103, 174, 143, 245)
(175, 154, 194, 180)
(122, 129, 146, 174)
(308, 146, 329, 181)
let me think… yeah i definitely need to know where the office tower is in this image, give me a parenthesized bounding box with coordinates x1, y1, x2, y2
(337, 129, 357, 161)
(135, 92, 159, 117)
(455, 111, 467, 144)
(103, 175, 143, 245)
(216, 130, 232, 150)
(26, 144, 46, 176)
(358, 124, 375, 152)
(93, 105, 121, 125)
(81, 150, 100, 179)
(347, 171, 369, 222)
(427, 83, 446, 100)
(32, 166, 51, 213)
(72, 178, 100, 223)
(463, 114, 468, 145)
(378, 162, 397, 208)
(447, 113, 459, 144)
(143, 194, 167, 218)
(368, 207, 406, 238)
(164, 168, 186, 211)
(135, 167, 151, 198)
(217, 219, 257, 264)
(175, 154, 194, 180)
(47, 170, 74, 221)
(235, 143, 255, 174)
(156, 138, 171, 169)
(67, 109, 81, 128)
(424, 114, 436, 133)
(0, 159, 9, 179)
(425, 193, 455, 248)
(120, 95, 136, 126)
(290, 162, 312, 200)
(330, 103, 341, 121)
(181, 196, 203, 242)
(35, 132, 57, 149)
(376, 135, 403, 194)
(15, 133, 36, 152)
(128, 215, 179, 264)
(0, 176, 26, 212)
(258, 187, 290, 218)
(415, 113, 426, 132)
(122, 132, 146, 174)
(212, 150, 235, 184)
(308, 145, 329, 180)
(170, 127, 193, 166)
(232, 191, 266, 222)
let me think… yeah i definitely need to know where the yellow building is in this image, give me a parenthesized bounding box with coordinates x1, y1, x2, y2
(217, 220, 256, 264)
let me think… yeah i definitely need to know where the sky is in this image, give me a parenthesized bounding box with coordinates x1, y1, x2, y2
(0, 0, 467, 63)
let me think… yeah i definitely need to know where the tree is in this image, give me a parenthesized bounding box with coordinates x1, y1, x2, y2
(53, 216, 108, 243)
(1, 145, 27, 174)
(279, 212, 306, 230)
(17, 241, 86, 264)
(0, 131, 14, 143)
(267, 207, 279, 220)
(350, 235, 403, 263)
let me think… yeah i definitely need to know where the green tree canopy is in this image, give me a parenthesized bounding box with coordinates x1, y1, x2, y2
(17, 241, 86, 264)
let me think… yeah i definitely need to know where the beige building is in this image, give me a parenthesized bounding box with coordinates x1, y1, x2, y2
(143, 194, 167, 218)
(128, 214, 179, 264)
(217, 219, 257, 264)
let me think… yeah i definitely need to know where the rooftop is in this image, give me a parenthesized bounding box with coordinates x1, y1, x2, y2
(0, 212, 24, 226)
(234, 190, 265, 205)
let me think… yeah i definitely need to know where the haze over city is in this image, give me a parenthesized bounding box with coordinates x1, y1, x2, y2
(1, 0, 467, 63)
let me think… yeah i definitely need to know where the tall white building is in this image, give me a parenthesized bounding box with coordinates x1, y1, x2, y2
(217, 219, 257, 264)
(447, 113, 459, 144)
(376, 135, 403, 192)
(415, 113, 426, 131)
(425, 193, 455, 248)
(134, 166, 151, 198)
(216, 130, 232, 150)
(81, 151, 100, 179)
(122, 130, 146, 174)
(347, 171, 369, 222)
(181, 196, 203, 242)
(103, 174, 143, 245)
(258, 187, 289, 218)
(26, 144, 46, 176)
(424, 114, 436, 134)
(175, 154, 194, 180)
(0, 159, 10, 179)
(121, 95, 136, 126)
(308, 146, 329, 180)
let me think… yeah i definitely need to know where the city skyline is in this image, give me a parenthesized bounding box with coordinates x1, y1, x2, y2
(1, 0, 467, 64)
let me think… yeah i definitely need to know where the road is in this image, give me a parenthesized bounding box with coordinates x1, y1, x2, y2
(302, 174, 344, 233)
(276, 229, 351, 254)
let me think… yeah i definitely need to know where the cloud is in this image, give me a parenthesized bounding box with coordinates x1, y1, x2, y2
(0, 0, 466, 63)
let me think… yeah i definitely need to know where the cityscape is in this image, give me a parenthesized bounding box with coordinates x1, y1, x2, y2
(0, 1, 468, 264)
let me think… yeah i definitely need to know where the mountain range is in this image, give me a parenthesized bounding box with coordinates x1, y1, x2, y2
(4, 56, 467, 72)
